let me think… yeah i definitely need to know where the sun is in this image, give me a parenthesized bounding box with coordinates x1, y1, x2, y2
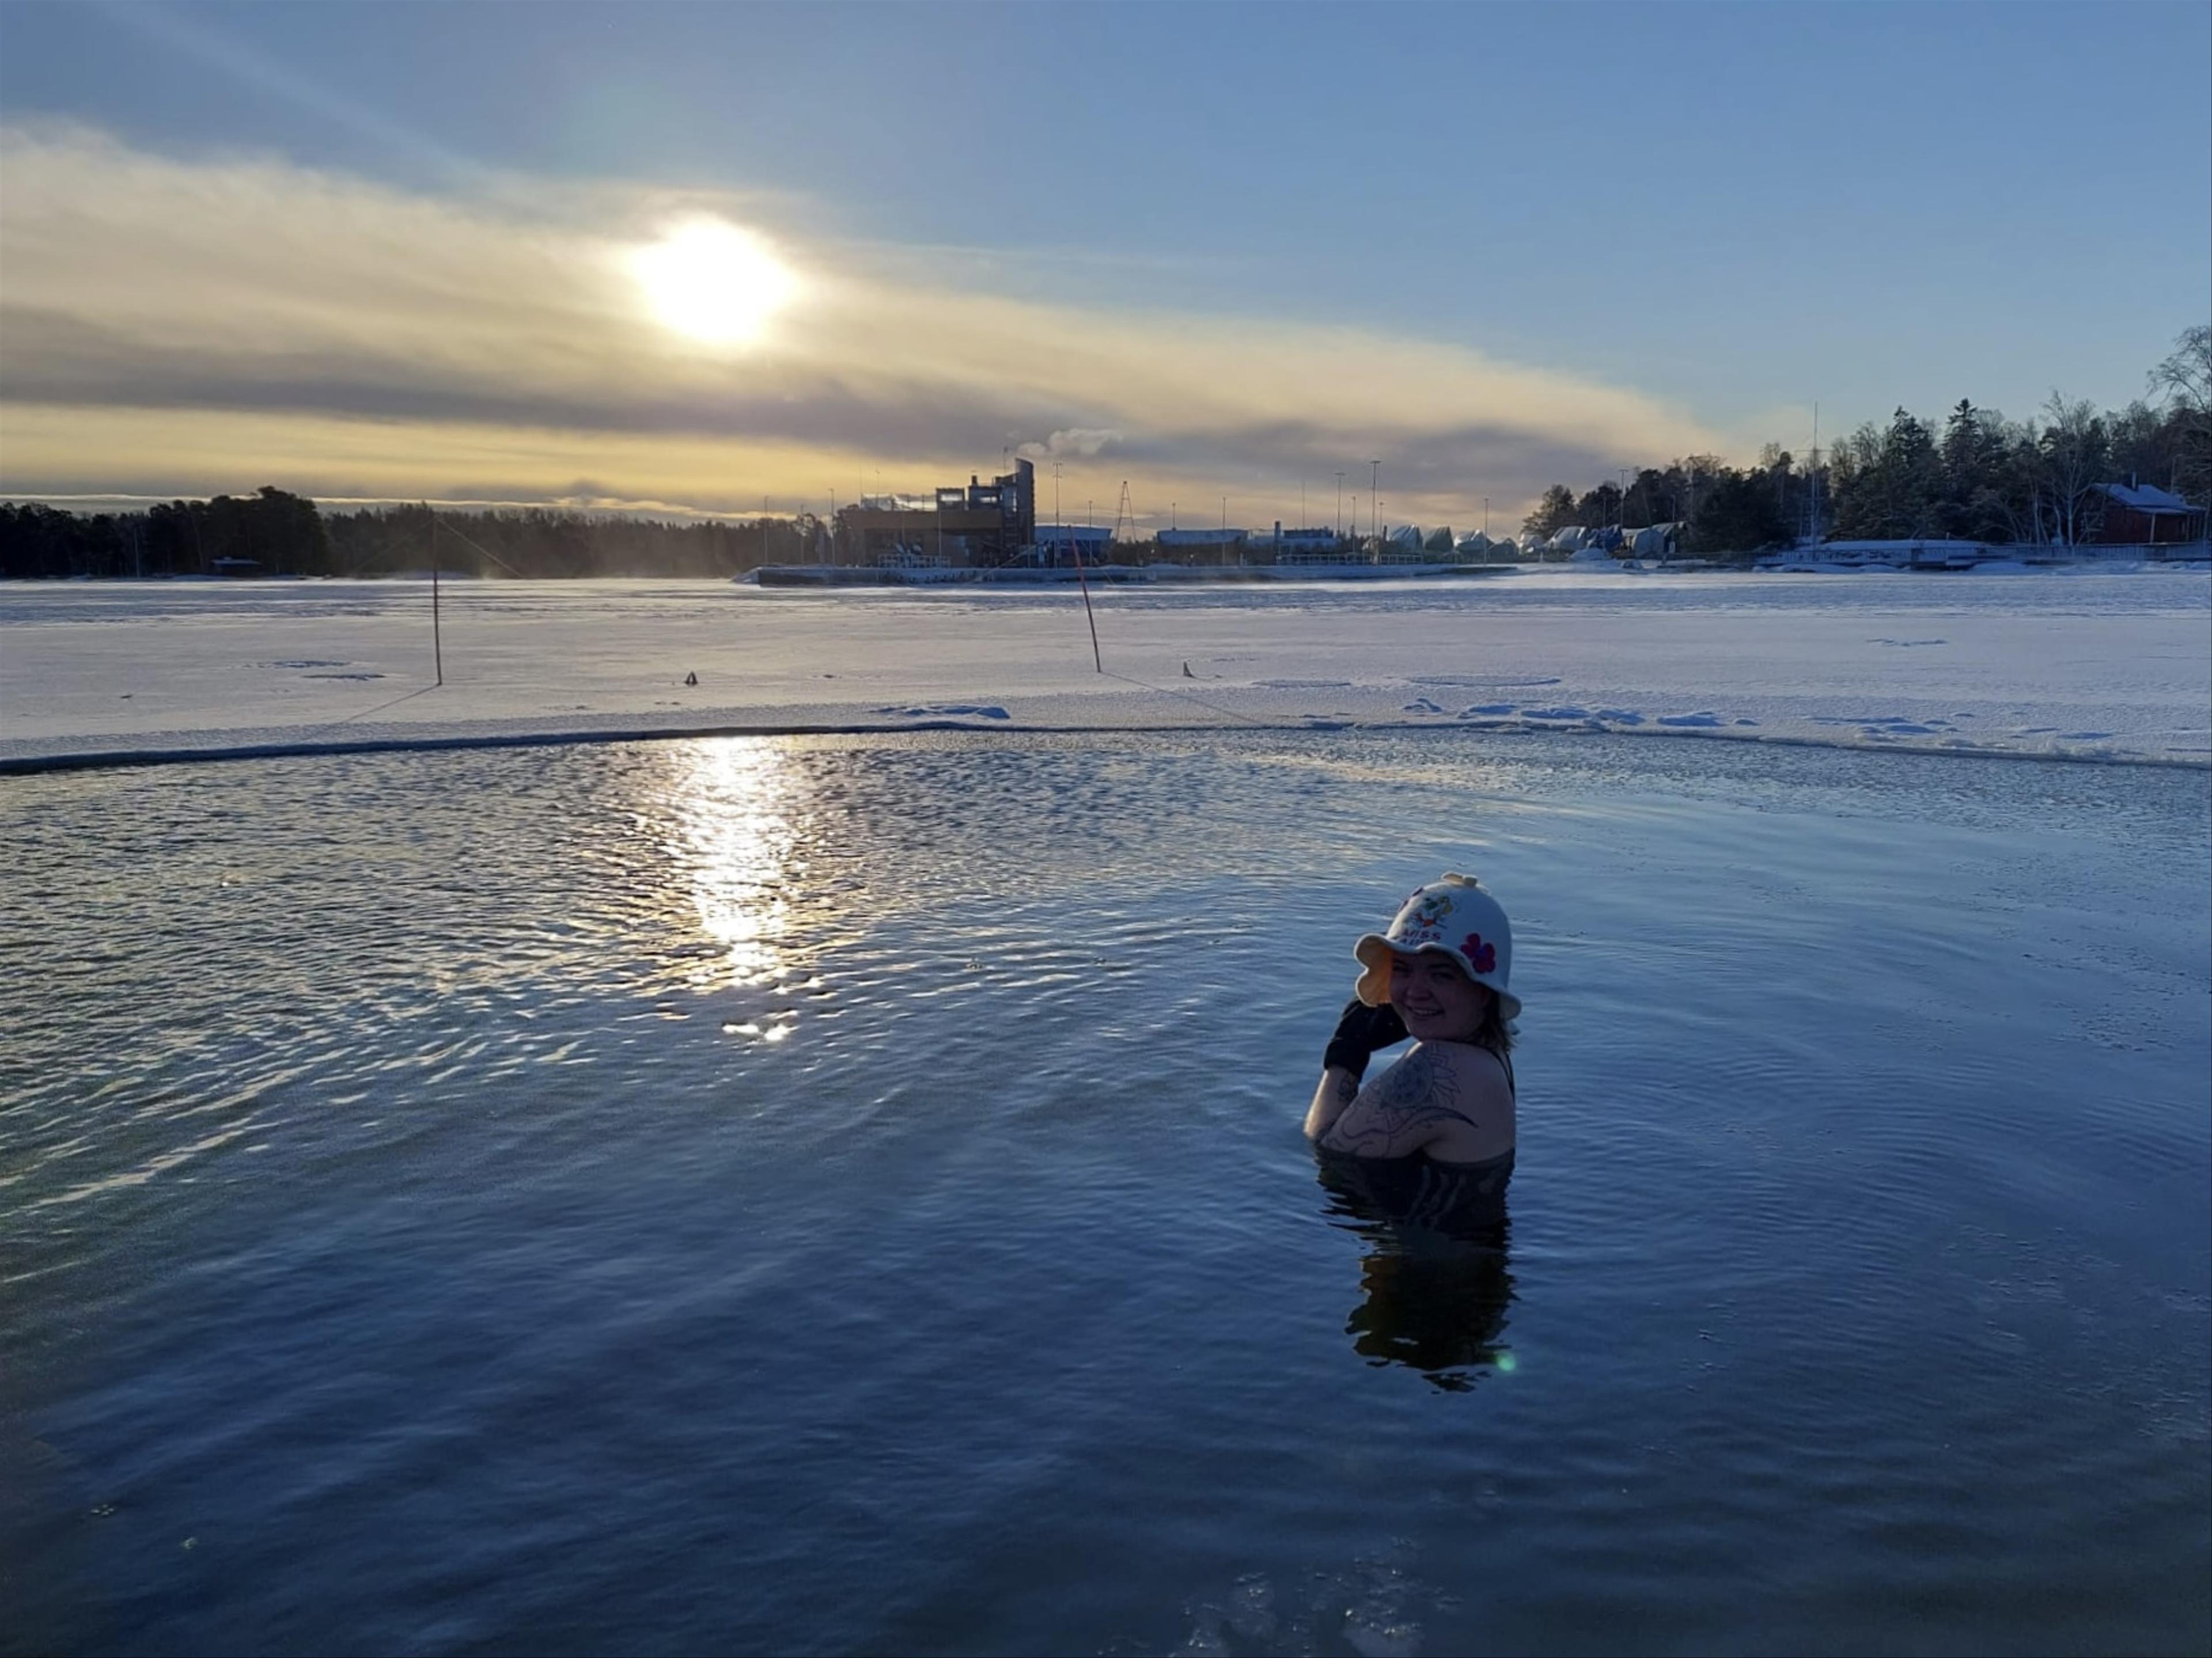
(628, 218, 798, 347)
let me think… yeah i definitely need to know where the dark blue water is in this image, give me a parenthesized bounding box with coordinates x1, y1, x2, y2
(3, 731, 2206, 1655)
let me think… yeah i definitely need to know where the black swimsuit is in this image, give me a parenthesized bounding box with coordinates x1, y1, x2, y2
(1319, 1045, 1516, 1236)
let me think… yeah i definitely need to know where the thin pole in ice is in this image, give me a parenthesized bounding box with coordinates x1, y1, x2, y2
(1056, 460, 1102, 672)
(428, 502, 444, 687)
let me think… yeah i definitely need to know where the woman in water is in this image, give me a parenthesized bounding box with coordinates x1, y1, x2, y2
(1303, 873, 1517, 1174)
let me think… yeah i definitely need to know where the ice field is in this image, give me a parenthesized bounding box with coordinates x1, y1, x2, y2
(2, 567, 2207, 771)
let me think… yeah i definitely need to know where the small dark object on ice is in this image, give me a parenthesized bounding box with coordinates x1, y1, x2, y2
(1182, 661, 1194, 678)
(684, 671, 698, 686)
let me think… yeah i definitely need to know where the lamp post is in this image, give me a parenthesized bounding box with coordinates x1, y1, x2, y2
(1369, 460, 1380, 538)
(1336, 471, 1345, 540)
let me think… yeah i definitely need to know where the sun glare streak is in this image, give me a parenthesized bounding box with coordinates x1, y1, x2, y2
(628, 218, 798, 347)
(665, 737, 806, 989)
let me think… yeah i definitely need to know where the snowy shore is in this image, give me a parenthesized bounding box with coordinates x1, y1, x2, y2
(3, 570, 2207, 772)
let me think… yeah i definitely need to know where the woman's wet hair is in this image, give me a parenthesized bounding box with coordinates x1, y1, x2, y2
(1472, 989, 1514, 1057)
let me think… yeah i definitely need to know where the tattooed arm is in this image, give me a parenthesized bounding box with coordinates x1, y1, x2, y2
(1302, 1064, 1364, 1142)
(1310, 1042, 1514, 1163)
(1304, 999, 1411, 1141)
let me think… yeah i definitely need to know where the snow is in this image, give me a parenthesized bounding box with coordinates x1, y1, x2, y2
(2, 568, 2206, 771)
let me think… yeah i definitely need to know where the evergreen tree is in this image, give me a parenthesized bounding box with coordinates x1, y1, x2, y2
(1687, 471, 1791, 555)
(1830, 409, 1940, 538)
(1522, 485, 1577, 537)
(1936, 400, 1988, 536)
(1573, 482, 1623, 529)
(1620, 468, 1675, 528)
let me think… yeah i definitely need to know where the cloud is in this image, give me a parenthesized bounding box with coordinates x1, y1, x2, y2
(0, 125, 1725, 526)
(1017, 428, 1124, 461)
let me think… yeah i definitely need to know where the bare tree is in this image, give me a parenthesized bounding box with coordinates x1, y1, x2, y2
(2036, 393, 2108, 546)
(2150, 324, 2211, 502)
(2151, 323, 2211, 410)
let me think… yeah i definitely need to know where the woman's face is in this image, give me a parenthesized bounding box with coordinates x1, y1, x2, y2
(1389, 950, 1493, 1044)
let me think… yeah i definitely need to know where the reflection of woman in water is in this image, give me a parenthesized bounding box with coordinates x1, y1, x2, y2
(1306, 874, 1521, 1388)
(1326, 1198, 1514, 1390)
(1303, 872, 1518, 1179)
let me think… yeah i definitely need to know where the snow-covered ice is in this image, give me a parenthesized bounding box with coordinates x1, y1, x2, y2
(1, 568, 2206, 769)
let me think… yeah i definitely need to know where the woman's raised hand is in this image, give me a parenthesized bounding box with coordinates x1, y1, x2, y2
(1321, 998, 1410, 1083)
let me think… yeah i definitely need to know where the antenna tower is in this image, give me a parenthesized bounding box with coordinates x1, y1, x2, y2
(1113, 481, 1134, 543)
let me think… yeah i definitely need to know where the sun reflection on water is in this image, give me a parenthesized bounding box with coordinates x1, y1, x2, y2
(661, 737, 808, 992)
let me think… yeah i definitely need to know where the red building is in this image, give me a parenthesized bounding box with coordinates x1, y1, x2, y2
(2090, 481, 2208, 545)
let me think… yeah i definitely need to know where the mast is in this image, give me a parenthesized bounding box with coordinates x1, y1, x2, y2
(1806, 401, 1822, 542)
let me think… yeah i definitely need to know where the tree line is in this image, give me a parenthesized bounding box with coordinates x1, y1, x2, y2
(0, 493, 827, 582)
(5, 328, 2205, 576)
(1524, 324, 2210, 553)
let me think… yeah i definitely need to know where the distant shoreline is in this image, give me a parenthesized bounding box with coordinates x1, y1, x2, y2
(8, 552, 2208, 590)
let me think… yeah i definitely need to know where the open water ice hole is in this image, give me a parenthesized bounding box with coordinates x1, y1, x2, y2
(2, 726, 2206, 1656)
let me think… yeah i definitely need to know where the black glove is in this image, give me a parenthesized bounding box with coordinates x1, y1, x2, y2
(1321, 997, 1408, 1082)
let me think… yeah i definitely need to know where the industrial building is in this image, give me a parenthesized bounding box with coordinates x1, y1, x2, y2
(833, 458, 1035, 566)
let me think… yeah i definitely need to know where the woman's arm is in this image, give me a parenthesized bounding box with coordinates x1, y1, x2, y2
(1304, 999, 1408, 1141)
(1302, 1066, 1362, 1141)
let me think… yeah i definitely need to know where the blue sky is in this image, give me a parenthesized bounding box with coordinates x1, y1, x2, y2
(2, 1, 2205, 525)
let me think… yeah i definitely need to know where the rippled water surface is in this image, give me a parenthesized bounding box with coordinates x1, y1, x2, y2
(3, 731, 2206, 1656)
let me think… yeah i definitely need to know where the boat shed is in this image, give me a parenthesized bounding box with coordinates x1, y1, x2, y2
(2090, 481, 2208, 545)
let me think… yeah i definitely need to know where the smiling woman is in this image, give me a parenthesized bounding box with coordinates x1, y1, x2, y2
(627, 217, 799, 347)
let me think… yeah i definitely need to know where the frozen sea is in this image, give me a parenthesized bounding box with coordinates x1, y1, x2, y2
(2, 575, 2208, 1656)
(2, 568, 2207, 767)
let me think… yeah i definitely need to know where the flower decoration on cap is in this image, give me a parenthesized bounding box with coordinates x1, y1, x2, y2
(1460, 932, 1497, 975)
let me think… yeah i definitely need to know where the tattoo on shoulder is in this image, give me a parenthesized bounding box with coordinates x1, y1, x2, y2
(1318, 1045, 1479, 1156)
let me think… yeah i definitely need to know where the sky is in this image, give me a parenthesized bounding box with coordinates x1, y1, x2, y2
(1, 0, 2206, 533)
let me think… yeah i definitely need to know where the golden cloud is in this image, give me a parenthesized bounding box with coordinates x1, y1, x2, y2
(1, 125, 1724, 527)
